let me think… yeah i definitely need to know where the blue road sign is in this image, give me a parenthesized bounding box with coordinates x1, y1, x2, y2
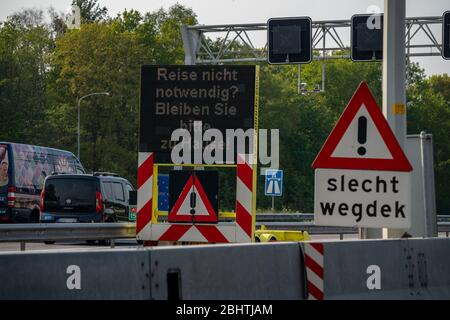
(265, 169, 283, 196)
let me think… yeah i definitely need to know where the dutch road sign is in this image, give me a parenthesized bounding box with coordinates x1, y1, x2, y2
(265, 169, 283, 196)
(168, 171, 218, 223)
(312, 82, 412, 229)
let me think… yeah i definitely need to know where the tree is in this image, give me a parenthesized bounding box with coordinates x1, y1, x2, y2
(51, 22, 145, 179)
(72, 0, 108, 23)
(111, 9, 142, 33)
(254, 57, 383, 211)
(140, 4, 197, 64)
(407, 71, 450, 213)
(0, 9, 54, 145)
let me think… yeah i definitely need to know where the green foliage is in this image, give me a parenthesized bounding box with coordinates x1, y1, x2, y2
(407, 70, 450, 213)
(255, 60, 382, 211)
(51, 23, 144, 182)
(141, 4, 198, 64)
(0, 10, 54, 145)
(72, 0, 108, 23)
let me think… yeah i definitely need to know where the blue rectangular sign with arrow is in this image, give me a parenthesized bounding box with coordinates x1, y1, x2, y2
(265, 169, 283, 196)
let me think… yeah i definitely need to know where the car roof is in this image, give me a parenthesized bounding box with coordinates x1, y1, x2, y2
(45, 173, 131, 184)
(0, 142, 78, 157)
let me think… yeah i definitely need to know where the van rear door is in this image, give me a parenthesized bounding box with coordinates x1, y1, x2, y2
(43, 177, 97, 214)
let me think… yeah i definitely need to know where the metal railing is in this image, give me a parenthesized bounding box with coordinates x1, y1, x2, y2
(0, 222, 135, 251)
(0, 222, 135, 242)
(0, 214, 449, 250)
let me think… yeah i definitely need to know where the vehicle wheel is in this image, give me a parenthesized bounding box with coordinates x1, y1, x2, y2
(44, 241, 55, 245)
(98, 218, 116, 246)
(86, 240, 97, 245)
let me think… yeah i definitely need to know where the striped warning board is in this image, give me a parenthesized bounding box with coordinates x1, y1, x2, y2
(136, 152, 154, 240)
(136, 153, 255, 243)
(304, 242, 324, 300)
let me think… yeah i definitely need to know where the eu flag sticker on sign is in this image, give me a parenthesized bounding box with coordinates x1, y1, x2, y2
(265, 169, 283, 196)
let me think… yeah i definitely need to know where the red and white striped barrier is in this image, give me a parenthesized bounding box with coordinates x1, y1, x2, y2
(136, 152, 154, 240)
(304, 242, 324, 300)
(136, 153, 255, 243)
(235, 154, 253, 242)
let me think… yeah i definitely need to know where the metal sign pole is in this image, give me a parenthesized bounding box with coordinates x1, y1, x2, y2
(272, 196, 275, 213)
(363, 0, 407, 239)
(383, 0, 408, 238)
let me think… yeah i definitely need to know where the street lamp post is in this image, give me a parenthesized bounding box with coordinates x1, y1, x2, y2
(77, 92, 110, 160)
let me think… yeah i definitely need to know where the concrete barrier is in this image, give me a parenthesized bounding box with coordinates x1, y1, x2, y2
(149, 242, 306, 300)
(0, 249, 150, 300)
(404, 238, 450, 298)
(0, 243, 306, 300)
(302, 238, 450, 299)
(1, 238, 450, 300)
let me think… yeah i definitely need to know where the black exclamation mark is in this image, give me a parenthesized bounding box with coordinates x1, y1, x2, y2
(190, 191, 196, 215)
(357, 116, 367, 156)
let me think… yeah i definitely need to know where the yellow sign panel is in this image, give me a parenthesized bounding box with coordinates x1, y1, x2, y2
(392, 103, 406, 115)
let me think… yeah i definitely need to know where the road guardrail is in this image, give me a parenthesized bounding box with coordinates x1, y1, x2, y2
(1, 220, 449, 243)
(0, 222, 135, 250)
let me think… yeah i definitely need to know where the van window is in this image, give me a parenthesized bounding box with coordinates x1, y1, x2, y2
(76, 166, 85, 174)
(102, 181, 114, 200)
(10, 144, 84, 192)
(44, 178, 96, 213)
(125, 184, 133, 194)
(125, 184, 134, 202)
(51, 154, 78, 174)
(112, 182, 124, 202)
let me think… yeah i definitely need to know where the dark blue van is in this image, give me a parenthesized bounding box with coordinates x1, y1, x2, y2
(0, 142, 85, 223)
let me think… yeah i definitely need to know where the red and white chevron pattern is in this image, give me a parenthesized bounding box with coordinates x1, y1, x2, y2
(235, 154, 253, 242)
(136, 153, 255, 243)
(304, 242, 324, 300)
(136, 152, 154, 240)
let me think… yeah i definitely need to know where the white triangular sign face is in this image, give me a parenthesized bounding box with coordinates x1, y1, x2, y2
(176, 185, 209, 216)
(331, 103, 393, 159)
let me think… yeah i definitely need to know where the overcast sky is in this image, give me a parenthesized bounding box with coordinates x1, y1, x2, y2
(1, 0, 449, 76)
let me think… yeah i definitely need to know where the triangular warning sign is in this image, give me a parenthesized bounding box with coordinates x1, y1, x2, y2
(312, 81, 412, 172)
(168, 175, 218, 223)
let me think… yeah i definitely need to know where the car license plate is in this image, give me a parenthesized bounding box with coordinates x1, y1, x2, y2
(129, 207, 137, 221)
(58, 218, 77, 223)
